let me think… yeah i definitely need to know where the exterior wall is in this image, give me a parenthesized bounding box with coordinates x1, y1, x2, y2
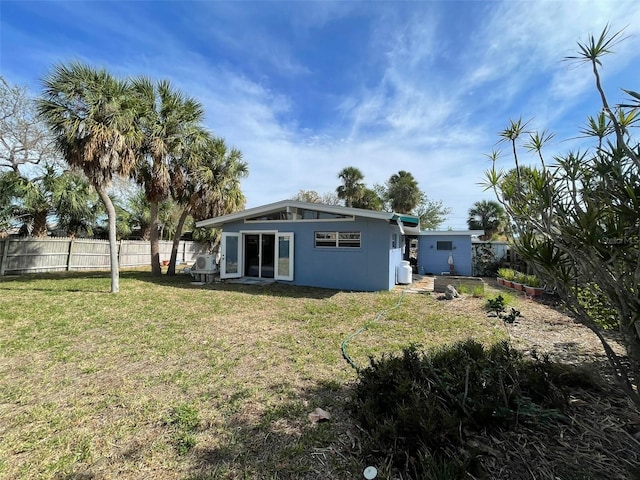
(417, 234, 474, 276)
(222, 217, 397, 291)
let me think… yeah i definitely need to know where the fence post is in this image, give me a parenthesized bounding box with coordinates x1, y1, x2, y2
(67, 238, 75, 271)
(0, 239, 9, 276)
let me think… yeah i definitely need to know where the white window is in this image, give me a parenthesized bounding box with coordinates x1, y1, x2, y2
(315, 231, 361, 248)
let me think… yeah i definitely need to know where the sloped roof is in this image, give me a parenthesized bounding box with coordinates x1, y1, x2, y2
(195, 199, 420, 230)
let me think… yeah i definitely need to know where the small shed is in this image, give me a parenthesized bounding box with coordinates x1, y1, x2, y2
(195, 200, 420, 291)
(416, 230, 484, 276)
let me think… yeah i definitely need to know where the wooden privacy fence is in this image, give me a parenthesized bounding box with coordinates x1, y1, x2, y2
(0, 237, 208, 275)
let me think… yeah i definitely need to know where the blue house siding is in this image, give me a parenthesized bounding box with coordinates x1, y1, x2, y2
(222, 217, 399, 291)
(417, 234, 474, 276)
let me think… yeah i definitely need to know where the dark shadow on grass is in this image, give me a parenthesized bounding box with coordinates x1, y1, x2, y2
(0, 269, 342, 299)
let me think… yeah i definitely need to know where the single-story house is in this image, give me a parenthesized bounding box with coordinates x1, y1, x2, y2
(195, 200, 420, 291)
(416, 230, 484, 276)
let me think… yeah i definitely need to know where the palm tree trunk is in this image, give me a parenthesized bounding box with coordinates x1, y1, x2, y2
(96, 186, 119, 293)
(167, 206, 190, 276)
(33, 210, 48, 237)
(150, 200, 161, 276)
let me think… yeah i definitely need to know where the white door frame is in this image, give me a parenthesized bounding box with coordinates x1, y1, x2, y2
(275, 232, 294, 281)
(220, 232, 241, 279)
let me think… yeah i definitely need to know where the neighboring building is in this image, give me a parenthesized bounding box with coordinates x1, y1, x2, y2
(195, 200, 420, 291)
(416, 231, 484, 276)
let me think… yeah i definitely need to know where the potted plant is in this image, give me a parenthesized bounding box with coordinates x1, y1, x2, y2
(496, 267, 509, 286)
(500, 268, 515, 288)
(513, 271, 527, 291)
(524, 274, 544, 297)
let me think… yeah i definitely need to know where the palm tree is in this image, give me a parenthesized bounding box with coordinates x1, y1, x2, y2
(38, 62, 140, 293)
(131, 77, 205, 275)
(352, 188, 383, 210)
(467, 200, 506, 240)
(54, 170, 101, 237)
(336, 166, 365, 207)
(386, 170, 421, 213)
(167, 135, 248, 275)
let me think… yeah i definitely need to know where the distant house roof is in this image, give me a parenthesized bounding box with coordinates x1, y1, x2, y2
(195, 200, 420, 233)
(418, 230, 485, 236)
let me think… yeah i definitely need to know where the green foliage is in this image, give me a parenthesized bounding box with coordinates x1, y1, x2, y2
(350, 340, 581, 479)
(467, 200, 506, 239)
(166, 403, 200, 455)
(483, 27, 640, 405)
(336, 166, 365, 207)
(385, 170, 421, 213)
(525, 274, 542, 288)
(486, 295, 506, 315)
(497, 268, 515, 281)
(485, 295, 521, 323)
(575, 283, 619, 330)
(514, 271, 527, 284)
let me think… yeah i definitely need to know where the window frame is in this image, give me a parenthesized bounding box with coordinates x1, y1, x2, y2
(436, 240, 453, 251)
(315, 231, 361, 249)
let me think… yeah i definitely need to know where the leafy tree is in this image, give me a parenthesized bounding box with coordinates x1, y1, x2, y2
(414, 193, 451, 230)
(336, 166, 365, 207)
(290, 190, 342, 205)
(0, 77, 59, 173)
(483, 27, 640, 407)
(291, 190, 322, 203)
(38, 62, 141, 293)
(467, 200, 506, 240)
(385, 170, 421, 213)
(132, 77, 206, 275)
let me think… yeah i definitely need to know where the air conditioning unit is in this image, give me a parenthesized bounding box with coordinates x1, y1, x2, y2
(194, 254, 218, 273)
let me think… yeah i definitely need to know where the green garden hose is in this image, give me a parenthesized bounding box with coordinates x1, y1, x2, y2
(341, 290, 407, 371)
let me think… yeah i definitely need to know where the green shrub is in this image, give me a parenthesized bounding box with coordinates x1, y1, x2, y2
(514, 271, 527, 284)
(349, 340, 583, 479)
(575, 283, 618, 330)
(525, 274, 542, 287)
(497, 268, 515, 281)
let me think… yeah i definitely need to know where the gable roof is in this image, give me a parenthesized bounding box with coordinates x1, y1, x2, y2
(195, 200, 420, 231)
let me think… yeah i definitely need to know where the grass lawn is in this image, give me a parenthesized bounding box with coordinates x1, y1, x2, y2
(0, 271, 506, 479)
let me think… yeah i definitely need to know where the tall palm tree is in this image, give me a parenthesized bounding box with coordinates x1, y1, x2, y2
(336, 166, 365, 207)
(131, 77, 205, 275)
(386, 170, 421, 213)
(467, 200, 506, 240)
(167, 135, 248, 275)
(38, 62, 140, 293)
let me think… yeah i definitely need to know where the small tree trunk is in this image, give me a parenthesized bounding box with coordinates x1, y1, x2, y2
(96, 186, 119, 293)
(167, 206, 190, 276)
(33, 210, 48, 237)
(150, 200, 161, 276)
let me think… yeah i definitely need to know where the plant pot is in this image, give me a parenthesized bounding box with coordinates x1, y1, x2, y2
(503, 280, 513, 289)
(513, 282, 524, 292)
(162, 260, 170, 266)
(496, 277, 505, 286)
(525, 286, 543, 297)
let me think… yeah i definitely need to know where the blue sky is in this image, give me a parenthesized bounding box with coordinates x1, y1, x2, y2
(2, 1, 640, 228)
